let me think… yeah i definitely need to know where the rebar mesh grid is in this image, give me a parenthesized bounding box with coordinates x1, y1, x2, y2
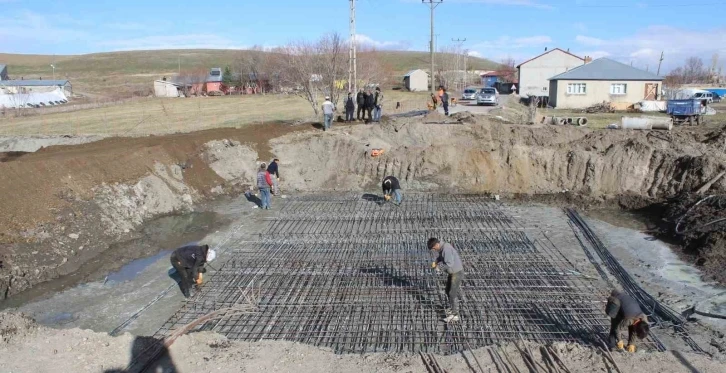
(157, 194, 610, 354)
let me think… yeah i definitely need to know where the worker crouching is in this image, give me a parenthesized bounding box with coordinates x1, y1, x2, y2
(607, 289, 650, 352)
(382, 175, 402, 205)
(170, 244, 217, 298)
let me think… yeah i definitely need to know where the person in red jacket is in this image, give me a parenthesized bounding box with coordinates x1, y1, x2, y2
(257, 163, 274, 209)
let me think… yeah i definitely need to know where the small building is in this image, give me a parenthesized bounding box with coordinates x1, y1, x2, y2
(205, 67, 225, 94)
(517, 48, 587, 97)
(154, 79, 182, 97)
(0, 79, 72, 96)
(548, 57, 664, 110)
(0, 64, 8, 80)
(480, 71, 501, 87)
(403, 69, 428, 92)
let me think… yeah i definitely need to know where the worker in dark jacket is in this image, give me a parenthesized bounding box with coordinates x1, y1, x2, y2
(345, 92, 355, 122)
(607, 289, 650, 352)
(170, 244, 217, 298)
(428, 238, 465, 323)
(267, 158, 280, 195)
(382, 175, 402, 205)
(364, 89, 375, 124)
(356, 89, 366, 121)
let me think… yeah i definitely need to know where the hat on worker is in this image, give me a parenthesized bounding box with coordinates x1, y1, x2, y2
(325, 96, 330, 100)
(206, 249, 217, 263)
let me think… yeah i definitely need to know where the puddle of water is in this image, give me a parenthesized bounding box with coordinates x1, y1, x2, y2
(104, 249, 174, 283)
(657, 245, 726, 315)
(1, 211, 228, 309)
(41, 312, 77, 325)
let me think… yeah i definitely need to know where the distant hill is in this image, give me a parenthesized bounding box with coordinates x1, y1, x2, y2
(0, 49, 500, 98)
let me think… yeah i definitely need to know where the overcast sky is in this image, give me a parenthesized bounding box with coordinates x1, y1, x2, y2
(1, 0, 725, 73)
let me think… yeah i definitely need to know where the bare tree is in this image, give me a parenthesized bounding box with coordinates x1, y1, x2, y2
(499, 57, 518, 83)
(177, 68, 208, 96)
(356, 46, 393, 89)
(682, 57, 708, 83)
(435, 45, 460, 89)
(276, 33, 347, 116)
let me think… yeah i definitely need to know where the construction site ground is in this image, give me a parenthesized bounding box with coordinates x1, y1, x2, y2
(1, 102, 725, 372)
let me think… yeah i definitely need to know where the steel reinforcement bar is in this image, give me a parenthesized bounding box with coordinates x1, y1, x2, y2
(157, 194, 609, 354)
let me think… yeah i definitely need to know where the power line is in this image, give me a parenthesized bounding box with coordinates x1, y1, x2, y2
(422, 0, 443, 94)
(349, 0, 357, 94)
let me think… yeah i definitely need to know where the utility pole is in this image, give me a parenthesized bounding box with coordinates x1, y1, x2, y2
(463, 48, 468, 87)
(656, 51, 664, 76)
(178, 55, 181, 75)
(452, 38, 466, 90)
(423, 0, 443, 93)
(349, 0, 357, 94)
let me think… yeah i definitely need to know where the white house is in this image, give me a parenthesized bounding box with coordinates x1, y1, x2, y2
(154, 79, 182, 97)
(548, 58, 664, 110)
(403, 69, 428, 92)
(0, 79, 72, 96)
(517, 48, 588, 97)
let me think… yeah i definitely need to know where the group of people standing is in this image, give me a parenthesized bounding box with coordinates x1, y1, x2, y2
(321, 87, 384, 130)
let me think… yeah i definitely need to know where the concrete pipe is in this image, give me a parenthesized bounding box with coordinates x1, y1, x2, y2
(577, 117, 588, 126)
(566, 117, 574, 125)
(621, 116, 672, 131)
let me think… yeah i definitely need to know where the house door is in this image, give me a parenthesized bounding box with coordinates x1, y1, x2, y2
(644, 83, 658, 100)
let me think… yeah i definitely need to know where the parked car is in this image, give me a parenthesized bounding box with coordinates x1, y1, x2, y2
(476, 88, 498, 106)
(712, 92, 722, 103)
(461, 88, 478, 100)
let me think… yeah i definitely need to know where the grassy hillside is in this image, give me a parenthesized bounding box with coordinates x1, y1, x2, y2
(0, 49, 499, 98)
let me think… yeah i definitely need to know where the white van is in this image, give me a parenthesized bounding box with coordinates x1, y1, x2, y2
(691, 91, 713, 103)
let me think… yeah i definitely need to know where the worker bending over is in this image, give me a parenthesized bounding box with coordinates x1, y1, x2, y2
(382, 175, 402, 205)
(170, 244, 216, 298)
(428, 238, 464, 322)
(606, 289, 650, 352)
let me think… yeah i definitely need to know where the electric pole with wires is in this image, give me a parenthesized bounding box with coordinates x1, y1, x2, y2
(349, 0, 357, 94)
(422, 0, 443, 93)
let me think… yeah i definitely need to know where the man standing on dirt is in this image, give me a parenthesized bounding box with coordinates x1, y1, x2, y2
(428, 238, 464, 323)
(606, 289, 650, 352)
(267, 158, 280, 195)
(382, 175, 402, 205)
(345, 92, 355, 123)
(170, 244, 216, 298)
(321, 96, 335, 131)
(373, 87, 384, 122)
(356, 89, 366, 121)
(364, 88, 375, 124)
(440, 87, 450, 116)
(257, 162, 273, 209)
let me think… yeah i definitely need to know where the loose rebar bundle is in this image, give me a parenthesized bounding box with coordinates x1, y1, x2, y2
(157, 194, 609, 354)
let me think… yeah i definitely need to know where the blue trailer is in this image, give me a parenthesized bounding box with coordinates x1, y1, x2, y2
(667, 99, 704, 125)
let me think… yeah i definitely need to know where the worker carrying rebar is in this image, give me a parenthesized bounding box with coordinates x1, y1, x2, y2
(428, 237, 464, 323)
(382, 175, 402, 205)
(170, 244, 217, 298)
(606, 289, 650, 352)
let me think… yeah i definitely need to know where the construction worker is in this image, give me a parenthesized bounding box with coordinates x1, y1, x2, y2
(345, 92, 355, 123)
(321, 96, 335, 131)
(267, 158, 280, 195)
(257, 162, 273, 209)
(170, 244, 216, 298)
(606, 289, 650, 352)
(356, 89, 366, 121)
(364, 88, 375, 124)
(440, 87, 450, 116)
(373, 87, 384, 122)
(381, 175, 402, 205)
(428, 238, 464, 323)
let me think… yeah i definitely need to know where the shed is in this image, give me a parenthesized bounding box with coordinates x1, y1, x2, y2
(403, 69, 428, 92)
(154, 79, 182, 97)
(0, 64, 8, 80)
(547, 57, 664, 110)
(0, 79, 72, 95)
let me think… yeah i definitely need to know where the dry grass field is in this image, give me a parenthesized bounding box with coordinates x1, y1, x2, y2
(0, 90, 430, 136)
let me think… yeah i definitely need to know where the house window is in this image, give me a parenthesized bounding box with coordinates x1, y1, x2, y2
(610, 83, 627, 95)
(567, 83, 586, 95)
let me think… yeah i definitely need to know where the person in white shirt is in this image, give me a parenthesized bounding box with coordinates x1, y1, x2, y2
(321, 96, 335, 131)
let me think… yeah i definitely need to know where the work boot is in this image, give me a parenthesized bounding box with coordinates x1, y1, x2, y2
(443, 314, 460, 323)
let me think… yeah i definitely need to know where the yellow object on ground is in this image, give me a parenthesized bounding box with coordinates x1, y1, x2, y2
(627, 344, 636, 353)
(196, 273, 203, 285)
(616, 341, 624, 350)
(384, 195, 391, 201)
(431, 262, 437, 269)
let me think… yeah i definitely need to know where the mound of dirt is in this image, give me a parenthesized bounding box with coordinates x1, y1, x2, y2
(657, 193, 726, 283)
(0, 312, 36, 343)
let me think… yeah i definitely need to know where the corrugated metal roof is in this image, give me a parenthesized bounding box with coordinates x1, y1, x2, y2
(404, 69, 427, 77)
(0, 79, 70, 87)
(549, 58, 663, 81)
